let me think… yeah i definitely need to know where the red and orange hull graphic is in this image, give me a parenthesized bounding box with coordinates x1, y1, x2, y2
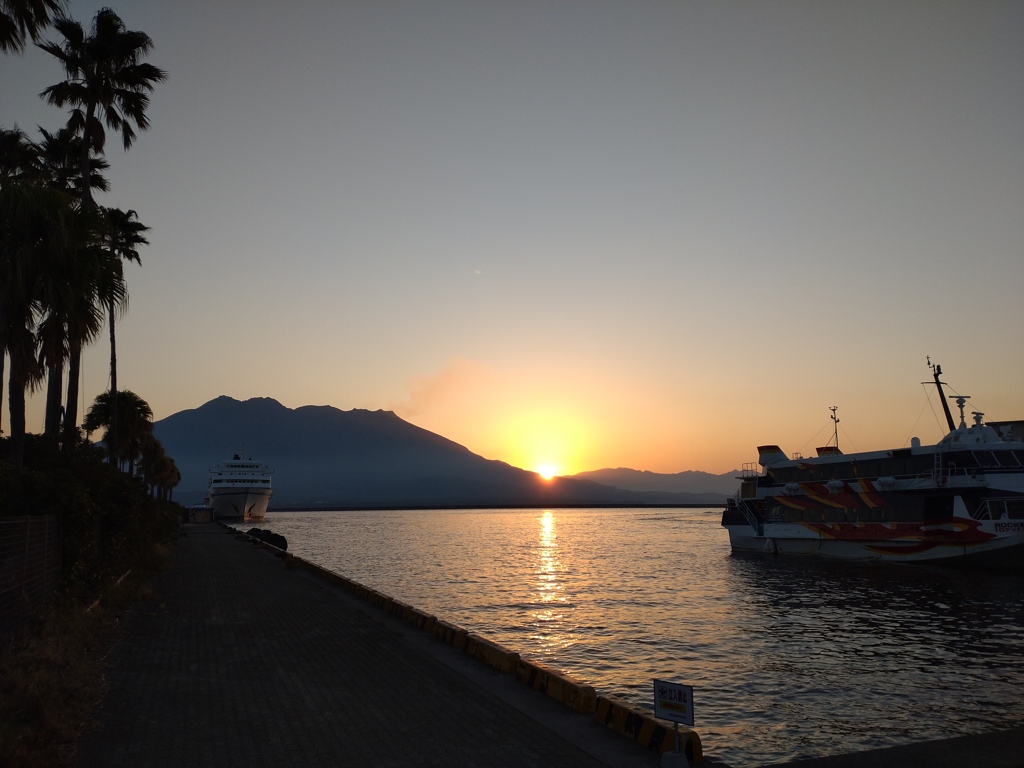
(802, 518, 993, 554)
(770, 479, 999, 556)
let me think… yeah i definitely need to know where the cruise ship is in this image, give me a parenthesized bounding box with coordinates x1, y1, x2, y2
(206, 453, 274, 521)
(722, 362, 1024, 566)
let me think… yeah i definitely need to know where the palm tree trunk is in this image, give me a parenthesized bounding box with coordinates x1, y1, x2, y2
(108, 298, 118, 465)
(79, 107, 94, 209)
(63, 341, 82, 446)
(9, 356, 27, 469)
(0, 351, 5, 438)
(0, 310, 6, 439)
(44, 358, 63, 438)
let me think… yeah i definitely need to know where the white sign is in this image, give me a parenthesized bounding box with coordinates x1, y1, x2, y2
(653, 679, 694, 726)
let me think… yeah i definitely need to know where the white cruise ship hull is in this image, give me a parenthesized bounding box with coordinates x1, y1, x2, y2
(206, 453, 275, 522)
(208, 487, 273, 521)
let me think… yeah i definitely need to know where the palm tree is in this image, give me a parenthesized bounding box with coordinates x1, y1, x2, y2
(0, 0, 64, 52)
(36, 125, 110, 196)
(82, 388, 152, 472)
(38, 8, 166, 207)
(35, 224, 106, 439)
(97, 206, 147, 463)
(38, 7, 165, 439)
(138, 434, 180, 500)
(0, 125, 40, 179)
(0, 180, 84, 467)
(31, 126, 111, 439)
(0, 127, 38, 437)
(0, 126, 110, 440)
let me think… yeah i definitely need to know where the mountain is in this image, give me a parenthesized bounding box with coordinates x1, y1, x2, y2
(153, 396, 720, 509)
(568, 468, 739, 501)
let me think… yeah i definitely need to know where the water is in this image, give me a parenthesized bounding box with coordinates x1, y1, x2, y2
(249, 507, 1024, 767)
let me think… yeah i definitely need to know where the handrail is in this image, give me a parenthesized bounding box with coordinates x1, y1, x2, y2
(969, 498, 1024, 521)
(732, 495, 764, 537)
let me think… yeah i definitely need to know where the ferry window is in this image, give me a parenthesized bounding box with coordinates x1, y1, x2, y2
(857, 460, 880, 478)
(973, 452, 999, 468)
(912, 455, 934, 475)
(960, 453, 981, 470)
(996, 452, 1021, 469)
(830, 462, 853, 479)
(1006, 499, 1024, 520)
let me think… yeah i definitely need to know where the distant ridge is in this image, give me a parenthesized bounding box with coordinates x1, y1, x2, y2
(568, 467, 738, 500)
(154, 397, 724, 509)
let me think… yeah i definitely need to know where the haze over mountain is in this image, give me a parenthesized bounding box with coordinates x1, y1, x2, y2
(154, 397, 728, 509)
(569, 468, 739, 497)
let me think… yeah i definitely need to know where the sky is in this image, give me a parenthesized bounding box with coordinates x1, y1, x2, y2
(3, 0, 1023, 477)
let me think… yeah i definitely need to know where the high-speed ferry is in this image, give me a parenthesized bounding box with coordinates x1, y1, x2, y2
(722, 362, 1024, 566)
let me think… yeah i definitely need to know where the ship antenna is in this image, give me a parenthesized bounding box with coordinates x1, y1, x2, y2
(952, 395, 972, 429)
(830, 406, 840, 450)
(925, 358, 956, 432)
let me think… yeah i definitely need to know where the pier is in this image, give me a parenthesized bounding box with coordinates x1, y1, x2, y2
(71, 523, 664, 767)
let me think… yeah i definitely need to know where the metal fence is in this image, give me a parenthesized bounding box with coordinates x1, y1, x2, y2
(0, 515, 62, 638)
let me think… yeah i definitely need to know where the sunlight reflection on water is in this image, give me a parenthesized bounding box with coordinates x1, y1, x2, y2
(253, 508, 1024, 768)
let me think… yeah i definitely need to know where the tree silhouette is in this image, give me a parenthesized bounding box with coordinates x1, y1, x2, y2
(30, 125, 111, 438)
(38, 7, 165, 440)
(0, 181, 90, 467)
(0, 0, 64, 53)
(97, 206, 148, 463)
(82, 388, 152, 472)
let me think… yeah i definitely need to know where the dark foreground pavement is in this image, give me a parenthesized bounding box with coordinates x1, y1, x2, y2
(72, 524, 661, 768)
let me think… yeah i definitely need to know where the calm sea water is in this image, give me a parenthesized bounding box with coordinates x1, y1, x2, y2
(249, 508, 1024, 767)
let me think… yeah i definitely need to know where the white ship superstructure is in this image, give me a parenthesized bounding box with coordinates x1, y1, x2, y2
(206, 453, 274, 521)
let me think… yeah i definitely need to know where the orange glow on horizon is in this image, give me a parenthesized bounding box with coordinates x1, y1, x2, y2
(495, 407, 594, 478)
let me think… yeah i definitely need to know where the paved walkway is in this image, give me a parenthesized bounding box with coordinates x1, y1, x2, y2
(72, 524, 661, 768)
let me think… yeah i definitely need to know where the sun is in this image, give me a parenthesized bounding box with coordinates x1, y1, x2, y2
(536, 463, 560, 481)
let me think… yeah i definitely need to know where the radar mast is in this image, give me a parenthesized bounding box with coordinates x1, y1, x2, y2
(926, 357, 956, 432)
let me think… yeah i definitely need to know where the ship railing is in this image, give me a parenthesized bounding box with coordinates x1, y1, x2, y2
(741, 462, 759, 479)
(926, 455, 988, 486)
(729, 493, 764, 536)
(927, 445, 983, 485)
(969, 498, 1024, 521)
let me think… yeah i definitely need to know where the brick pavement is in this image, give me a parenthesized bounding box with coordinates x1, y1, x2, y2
(72, 524, 660, 768)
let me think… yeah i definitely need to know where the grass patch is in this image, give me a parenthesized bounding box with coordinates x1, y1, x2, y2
(0, 436, 181, 766)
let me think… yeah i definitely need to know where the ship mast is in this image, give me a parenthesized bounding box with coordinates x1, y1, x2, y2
(927, 357, 956, 432)
(829, 406, 840, 450)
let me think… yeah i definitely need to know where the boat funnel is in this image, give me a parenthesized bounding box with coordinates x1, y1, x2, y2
(757, 445, 788, 467)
